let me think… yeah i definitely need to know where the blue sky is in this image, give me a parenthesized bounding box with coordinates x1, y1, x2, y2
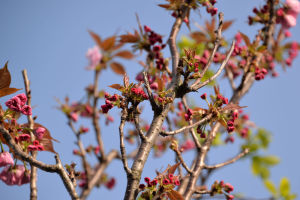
(0, 0, 299, 199)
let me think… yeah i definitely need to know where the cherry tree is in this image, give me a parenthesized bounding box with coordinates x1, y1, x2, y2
(0, 0, 299, 199)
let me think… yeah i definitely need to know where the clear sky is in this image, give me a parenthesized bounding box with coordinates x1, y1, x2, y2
(0, 0, 299, 199)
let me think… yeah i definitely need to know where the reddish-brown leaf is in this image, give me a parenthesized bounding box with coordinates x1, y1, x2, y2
(110, 62, 126, 75)
(101, 36, 116, 51)
(158, 4, 171, 9)
(239, 31, 251, 46)
(88, 30, 102, 48)
(115, 50, 134, 59)
(0, 61, 11, 89)
(0, 88, 21, 98)
(190, 32, 207, 43)
(221, 103, 247, 111)
(222, 20, 234, 31)
(123, 74, 129, 88)
(167, 190, 184, 200)
(119, 34, 140, 43)
(108, 84, 124, 91)
(156, 77, 164, 92)
(168, 162, 181, 175)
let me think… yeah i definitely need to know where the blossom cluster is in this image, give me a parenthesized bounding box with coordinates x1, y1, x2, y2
(0, 152, 30, 185)
(5, 94, 32, 115)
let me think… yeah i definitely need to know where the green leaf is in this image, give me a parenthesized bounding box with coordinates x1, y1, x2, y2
(256, 129, 271, 149)
(280, 177, 290, 197)
(261, 156, 280, 166)
(260, 166, 270, 179)
(212, 132, 223, 146)
(201, 69, 216, 86)
(264, 180, 277, 196)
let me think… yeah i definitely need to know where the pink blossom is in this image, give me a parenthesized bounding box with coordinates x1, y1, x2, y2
(86, 46, 102, 70)
(15, 94, 27, 107)
(0, 152, 14, 167)
(286, 0, 300, 14)
(180, 139, 195, 152)
(150, 82, 158, 90)
(34, 127, 46, 140)
(5, 96, 22, 111)
(20, 105, 32, 115)
(283, 13, 297, 27)
(70, 112, 78, 122)
(0, 165, 30, 186)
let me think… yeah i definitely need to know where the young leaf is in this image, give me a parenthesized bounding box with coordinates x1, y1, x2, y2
(167, 190, 184, 200)
(120, 34, 140, 43)
(101, 36, 116, 51)
(110, 62, 126, 75)
(0, 61, 11, 89)
(0, 88, 22, 98)
(221, 103, 247, 111)
(108, 84, 124, 91)
(123, 74, 129, 88)
(239, 32, 251, 46)
(280, 177, 290, 197)
(222, 20, 234, 31)
(114, 50, 134, 59)
(264, 180, 277, 196)
(158, 4, 171, 9)
(167, 162, 181, 175)
(88, 31, 102, 48)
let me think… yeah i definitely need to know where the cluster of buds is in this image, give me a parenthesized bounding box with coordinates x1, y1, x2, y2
(201, 0, 218, 16)
(216, 94, 229, 107)
(285, 41, 298, 66)
(139, 174, 180, 191)
(155, 95, 172, 106)
(101, 93, 120, 113)
(254, 67, 268, 81)
(227, 111, 238, 133)
(144, 25, 167, 70)
(197, 125, 206, 138)
(184, 108, 193, 121)
(232, 33, 248, 57)
(211, 180, 234, 200)
(27, 140, 44, 151)
(130, 87, 148, 102)
(5, 94, 32, 116)
(248, 4, 271, 25)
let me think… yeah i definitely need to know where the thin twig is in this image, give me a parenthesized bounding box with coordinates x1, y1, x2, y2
(160, 113, 213, 136)
(92, 70, 105, 160)
(174, 149, 193, 174)
(204, 148, 249, 169)
(225, 66, 237, 90)
(68, 120, 91, 182)
(182, 96, 201, 149)
(143, 71, 158, 110)
(133, 113, 148, 141)
(22, 69, 37, 200)
(190, 40, 235, 91)
(119, 109, 132, 175)
(195, 12, 224, 85)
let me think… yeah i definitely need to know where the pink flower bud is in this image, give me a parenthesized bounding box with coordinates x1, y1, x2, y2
(34, 127, 46, 140)
(150, 82, 158, 90)
(21, 105, 32, 116)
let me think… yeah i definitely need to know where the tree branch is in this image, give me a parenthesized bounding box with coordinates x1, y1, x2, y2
(22, 69, 38, 200)
(0, 126, 79, 200)
(204, 148, 249, 169)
